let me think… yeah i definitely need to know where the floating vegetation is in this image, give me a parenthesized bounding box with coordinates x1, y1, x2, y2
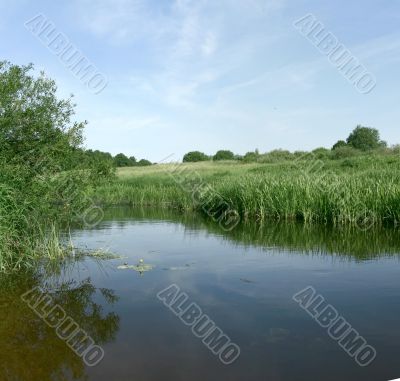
(83, 250, 126, 260)
(117, 259, 154, 274)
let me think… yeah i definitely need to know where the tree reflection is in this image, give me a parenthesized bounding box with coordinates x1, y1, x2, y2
(0, 269, 120, 381)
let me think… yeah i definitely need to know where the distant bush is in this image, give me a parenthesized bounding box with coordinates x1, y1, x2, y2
(213, 150, 235, 161)
(114, 153, 134, 167)
(293, 151, 308, 158)
(391, 145, 400, 155)
(331, 146, 359, 160)
(312, 147, 331, 159)
(332, 140, 347, 150)
(183, 151, 210, 162)
(243, 151, 259, 163)
(259, 149, 293, 163)
(137, 159, 152, 166)
(346, 125, 386, 151)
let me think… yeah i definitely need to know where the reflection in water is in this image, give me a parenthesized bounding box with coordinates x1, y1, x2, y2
(2, 207, 400, 381)
(0, 264, 120, 381)
(100, 207, 400, 259)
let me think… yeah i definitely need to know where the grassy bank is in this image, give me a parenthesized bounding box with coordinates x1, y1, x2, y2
(93, 153, 400, 228)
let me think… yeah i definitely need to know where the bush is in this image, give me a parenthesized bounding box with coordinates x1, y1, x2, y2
(213, 150, 235, 161)
(243, 151, 259, 163)
(332, 140, 347, 150)
(347, 125, 386, 151)
(183, 151, 210, 162)
(137, 159, 152, 166)
(312, 147, 331, 160)
(258, 150, 293, 163)
(0, 61, 113, 271)
(331, 146, 359, 160)
(114, 153, 134, 167)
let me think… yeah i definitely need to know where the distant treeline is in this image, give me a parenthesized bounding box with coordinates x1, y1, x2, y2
(79, 150, 153, 168)
(183, 126, 398, 163)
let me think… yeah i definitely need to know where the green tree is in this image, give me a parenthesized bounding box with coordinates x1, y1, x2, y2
(0, 61, 112, 269)
(346, 125, 386, 151)
(213, 150, 235, 161)
(332, 140, 347, 150)
(182, 151, 209, 162)
(0, 61, 84, 174)
(137, 159, 152, 166)
(113, 153, 133, 167)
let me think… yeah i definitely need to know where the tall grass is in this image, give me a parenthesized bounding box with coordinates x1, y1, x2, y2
(93, 154, 400, 228)
(0, 164, 100, 272)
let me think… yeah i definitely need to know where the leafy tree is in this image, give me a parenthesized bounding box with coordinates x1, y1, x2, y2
(332, 140, 347, 150)
(0, 61, 113, 267)
(113, 153, 133, 167)
(83, 149, 115, 179)
(137, 159, 152, 166)
(0, 61, 84, 175)
(129, 156, 136, 164)
(243, 151, 259, 163)
(346, 125, 386, 151)
(182, 151, 209, 162)
(213, 150, 235, 161)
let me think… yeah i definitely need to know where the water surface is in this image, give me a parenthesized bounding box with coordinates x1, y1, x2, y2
(2, 207, 400, 381)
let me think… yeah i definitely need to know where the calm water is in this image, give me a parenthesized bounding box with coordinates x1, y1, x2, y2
(1, 207, 400, 381)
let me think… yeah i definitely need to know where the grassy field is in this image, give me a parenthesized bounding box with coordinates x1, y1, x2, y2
(93, 153, 400, 228)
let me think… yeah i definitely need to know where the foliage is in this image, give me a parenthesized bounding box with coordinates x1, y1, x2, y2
(332, 140, 347, 150)
(259, 149, 293, 163)
(183, 151, 210, 162)
(0, 61, 112, 271)
(243, 151, 260, 163)
(331, 146, 359, 159)
(137, 159, 152, 166)
(346, 125, 386, 151)
(213, 150, 235, 161)
(114, 153, 134, 167)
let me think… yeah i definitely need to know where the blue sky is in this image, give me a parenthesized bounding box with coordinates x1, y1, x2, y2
(1, 0, 399, 161)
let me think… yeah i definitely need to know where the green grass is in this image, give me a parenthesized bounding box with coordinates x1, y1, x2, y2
(93, 154, 400, 228)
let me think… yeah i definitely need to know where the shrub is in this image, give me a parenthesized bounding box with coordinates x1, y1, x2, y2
(213, 150, 235, 161)
(332, 140, 347, 150)
(183, 151, 210, 162)
(114, 153, 134, 167)
(346, 125, 386, 151)
(331, 146, 359, 159)
(243, 151, 259, 163)
(137, 159, 152, 166)
(312, 147, 331, 159)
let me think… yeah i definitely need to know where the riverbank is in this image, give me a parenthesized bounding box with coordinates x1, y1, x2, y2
(93, 153, 400, 228)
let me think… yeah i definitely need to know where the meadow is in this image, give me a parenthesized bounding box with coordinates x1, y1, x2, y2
(94, 151, 400, 228)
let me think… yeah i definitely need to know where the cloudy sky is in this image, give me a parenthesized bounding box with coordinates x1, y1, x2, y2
(1, 0, 399, 161)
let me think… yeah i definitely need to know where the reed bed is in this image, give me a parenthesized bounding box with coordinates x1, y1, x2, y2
(94, 156, 400, 228)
